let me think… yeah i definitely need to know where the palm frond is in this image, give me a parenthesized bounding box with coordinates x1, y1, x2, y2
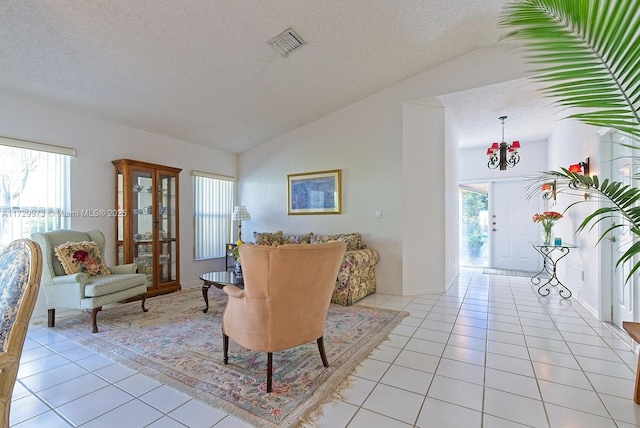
(500, 0, 640, 139)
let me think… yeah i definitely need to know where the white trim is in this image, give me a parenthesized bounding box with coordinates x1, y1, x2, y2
(0, 135, 75, 156)
(191, 170, 236, 181)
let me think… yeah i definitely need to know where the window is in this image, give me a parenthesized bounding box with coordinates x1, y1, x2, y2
(0, 137, 73, 252)
(193, 171, 234, 260)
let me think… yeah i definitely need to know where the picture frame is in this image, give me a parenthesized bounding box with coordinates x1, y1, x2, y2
(287, 169, 342, 215)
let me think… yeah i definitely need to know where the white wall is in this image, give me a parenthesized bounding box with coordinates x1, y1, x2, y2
(238, 45, 531, 296)
(0, 91, 237, 317)
(546, 119, 601, 316)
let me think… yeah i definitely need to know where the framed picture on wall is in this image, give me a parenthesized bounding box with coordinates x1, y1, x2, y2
(287, 169, 342, 215)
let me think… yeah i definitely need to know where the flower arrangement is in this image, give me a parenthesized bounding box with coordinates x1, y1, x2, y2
(533, 211, 563, 244)
(231, 240, 243, 261)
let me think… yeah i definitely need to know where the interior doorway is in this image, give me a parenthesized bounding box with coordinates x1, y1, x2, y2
(459, 184, 489, 267)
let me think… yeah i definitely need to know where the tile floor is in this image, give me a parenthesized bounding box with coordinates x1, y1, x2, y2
(10, 268, 640, 427)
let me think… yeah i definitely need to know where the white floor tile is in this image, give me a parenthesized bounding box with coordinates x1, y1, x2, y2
(538, 379, 609, 417)
(435, 358, 485, 385)
(361, 383, 424, 424)
(533, 361, 593, 389)
(314, 400, 359, 428)
(348, 408, 412, 427)
(8, 394, 51, 426)
(37, 372, 110, 408)
(483, 387, 549, 427)
(484, 367, 540, 400)
(168, 399, 227, 428)
(10, 410, 70, 428)
(380, 364, 433, 395)
(20, 362, 88, 393)
(415, 397, 481, 428)
(55, 384, 133, 426)
(341, 375, 377, 406)
(545, 402, 617, 428)
(140, 385, 192, 413)
(81, 399, 164, 428)
(426, 375, 483, 411)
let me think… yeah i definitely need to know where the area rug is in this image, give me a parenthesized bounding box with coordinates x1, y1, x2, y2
(49, 287, 407, 427)
(482, 268, 548, 278)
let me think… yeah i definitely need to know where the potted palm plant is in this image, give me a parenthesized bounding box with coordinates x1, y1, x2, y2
(500, 0, 640, 279)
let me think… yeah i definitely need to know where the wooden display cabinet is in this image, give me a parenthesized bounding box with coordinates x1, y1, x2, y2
(113, 159, 181, 298)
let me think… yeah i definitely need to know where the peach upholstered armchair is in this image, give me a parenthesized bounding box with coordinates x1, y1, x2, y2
(31, 229, 148, 333)
(222, 241, 346, 393)
(0, 239, 42, 428)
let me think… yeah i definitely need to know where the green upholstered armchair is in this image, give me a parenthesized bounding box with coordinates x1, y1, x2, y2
(31, 229, 148, 333)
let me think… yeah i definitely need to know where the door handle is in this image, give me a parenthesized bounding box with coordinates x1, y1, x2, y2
(492, 228, 497, 232)
(606, 236, 616, 242)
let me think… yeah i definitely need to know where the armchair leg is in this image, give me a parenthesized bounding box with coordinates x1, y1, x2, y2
(90, 307, 102, 333)
(141, 293, 148, 312)
(317, 336, 329, 367)
(267, 352, 273, 393)
(48, 309, 55, 328)
(223, 333, 229, 364)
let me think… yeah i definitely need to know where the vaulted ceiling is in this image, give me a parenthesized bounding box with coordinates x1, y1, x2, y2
(1, 1, 559, 153)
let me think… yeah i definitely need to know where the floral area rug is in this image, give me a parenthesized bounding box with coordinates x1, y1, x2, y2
(50, 287, 407, 427)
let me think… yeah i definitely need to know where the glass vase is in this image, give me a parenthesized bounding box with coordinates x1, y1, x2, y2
(543, 228, 553, 245)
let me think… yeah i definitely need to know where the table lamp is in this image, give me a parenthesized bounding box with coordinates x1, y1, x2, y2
(231, 206, 251, 242)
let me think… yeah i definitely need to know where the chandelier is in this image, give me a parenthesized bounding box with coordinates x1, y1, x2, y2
(486, 116, 521, 170)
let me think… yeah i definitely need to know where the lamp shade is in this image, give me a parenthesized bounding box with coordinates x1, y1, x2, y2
(232, 206, 251, 221)
(541, 183, 552, 193)
(511, 141, 521, 149)
(568, 164, 582, 173)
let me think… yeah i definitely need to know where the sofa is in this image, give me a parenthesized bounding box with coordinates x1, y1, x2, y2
(252, 231, 379, 305)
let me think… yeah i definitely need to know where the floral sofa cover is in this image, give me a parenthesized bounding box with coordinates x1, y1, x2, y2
(253, 231, 379, 305)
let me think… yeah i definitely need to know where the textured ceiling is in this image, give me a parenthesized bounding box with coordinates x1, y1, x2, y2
(0, 0, 557, 153)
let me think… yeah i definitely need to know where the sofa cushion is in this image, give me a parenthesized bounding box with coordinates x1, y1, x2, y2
(254, 231, 314, 245)
(281, 232, 314, 244)
(84, 273, 147, 297)
(54, 241, 111, 277)
(253, 231, 284, 246)
(311, 233, 362, 251)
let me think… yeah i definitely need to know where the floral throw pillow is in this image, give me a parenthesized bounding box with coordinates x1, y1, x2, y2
(54, 241, 111, 277)
(311, 233, 362, 251)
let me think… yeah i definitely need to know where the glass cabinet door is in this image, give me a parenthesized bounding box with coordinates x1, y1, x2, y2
(133, 168, 154, 285)
(158, 171, 177, 284)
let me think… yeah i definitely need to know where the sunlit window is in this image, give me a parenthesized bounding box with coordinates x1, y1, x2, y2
(0, 140, 73, 251)
(192, 171, 234, 260)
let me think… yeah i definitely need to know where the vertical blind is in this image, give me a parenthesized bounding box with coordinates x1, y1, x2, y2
(193, 171, 234, 260)
(0, 139, 72, 252)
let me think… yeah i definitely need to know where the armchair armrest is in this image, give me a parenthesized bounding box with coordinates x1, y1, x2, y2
(223, 285, 245, 299)
(0, 352, 13, 370)
(51, 272, 88, 286)
(107, 263, 139, 274)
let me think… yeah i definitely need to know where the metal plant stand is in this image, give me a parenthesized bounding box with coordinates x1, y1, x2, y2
(530, 243, 576, 298)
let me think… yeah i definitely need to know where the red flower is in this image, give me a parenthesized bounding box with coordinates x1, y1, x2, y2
(73, 250, 89, 262)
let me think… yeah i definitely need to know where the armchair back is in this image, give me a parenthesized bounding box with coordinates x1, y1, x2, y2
(32, 229, 105, 283)
(224, 241, 346, 352)
(0, 239, 42, 427)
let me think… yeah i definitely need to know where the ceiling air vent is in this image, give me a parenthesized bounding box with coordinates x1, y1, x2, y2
(268, 28, 305, 57)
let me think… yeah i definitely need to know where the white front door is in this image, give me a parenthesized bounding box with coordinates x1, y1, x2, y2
(490, 180, 541, 270)
(607, 132, 638, 327)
